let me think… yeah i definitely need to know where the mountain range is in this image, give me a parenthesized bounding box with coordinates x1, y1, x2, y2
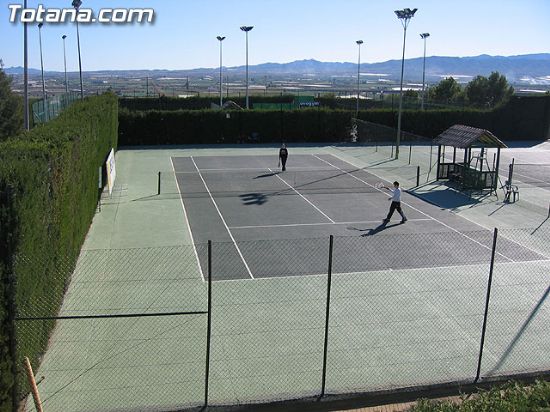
(5, 53, 550, 84)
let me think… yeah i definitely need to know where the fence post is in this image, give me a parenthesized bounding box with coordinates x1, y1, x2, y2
(320, 235, 334, 398)
(474, 228, 498, 383)
(157, 171, 161, 196)
(204, 240, 213, 407)
(416, 166, 420, 187)
(3, 186, 20, 411)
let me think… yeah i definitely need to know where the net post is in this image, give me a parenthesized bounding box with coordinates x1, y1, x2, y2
(475, 227, 498, 383)
(390, 145, 394, 158)
(416, 166, 420, 187)
(408, 143, 412, 165)
(320, 235, 334, 398)
(204, 240, 212, 407)
(157, 171, 161, 195)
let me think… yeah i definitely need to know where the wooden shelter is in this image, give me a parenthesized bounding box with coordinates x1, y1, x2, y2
(433, 125, 507, 192)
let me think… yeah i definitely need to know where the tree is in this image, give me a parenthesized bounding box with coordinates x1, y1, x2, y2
(465, 75, 489, 107)
(0, 61, 23, 140)
(487, 71, 514, 106)
(429, 77, 462, 104)
(466, 71, 513, 107)
(403, 89, 419, 99)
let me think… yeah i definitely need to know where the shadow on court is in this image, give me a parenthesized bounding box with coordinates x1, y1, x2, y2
(487, 285, 550, 376)
(346, 221, 403, 236)
(407, 182, 482, 210)
(240, 193, 269, 205)
(254, 172, 280, 179)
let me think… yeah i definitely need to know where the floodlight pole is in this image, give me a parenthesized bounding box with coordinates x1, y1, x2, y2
(23, 0, 29, 129)
(395, 8, 417, 159)
(62, 35, 68, 94)
(240, 26, 253, 109)
(217, 36, 226, 108)
(72, 0, 84, 99)
(356, 40, 363, 116)
(420, 33, 430, 110)
(38, 23, 46, 102)
(38, 23, 47, 121)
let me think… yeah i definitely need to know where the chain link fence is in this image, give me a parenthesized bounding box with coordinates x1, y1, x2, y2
(15, 245, 207, 412)
(31, 92, 80, 125)
(11, 226, 550, 411)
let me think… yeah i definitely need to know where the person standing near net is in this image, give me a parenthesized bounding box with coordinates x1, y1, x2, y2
(382, 181, 407, 224)
(278, 143, 288, 171)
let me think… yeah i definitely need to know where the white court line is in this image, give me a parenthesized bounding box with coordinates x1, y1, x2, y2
(212, 258, 550, 283)
(229, 218, 432, 230)
(170, 157, 205, 282)
(314, 153, 516, 263)
(191, 156, 255, 279)
(175, 166, 328, 173)
(510, 171, 549, 185)
(498, 165, 549, 186)
(267, 167, 335, 224)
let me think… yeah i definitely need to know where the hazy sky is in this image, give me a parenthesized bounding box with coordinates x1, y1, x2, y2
(1, 0, 549, 71)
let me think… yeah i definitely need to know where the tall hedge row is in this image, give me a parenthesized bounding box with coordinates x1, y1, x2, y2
(0, 93, 118, 410)
(118, 108, 353, 145)
(119, 95, 550, 145)
(119, 94, 295, 111)
(117, 108, 495, 145)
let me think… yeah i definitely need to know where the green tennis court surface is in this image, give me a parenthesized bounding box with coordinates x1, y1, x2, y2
(23, 145, 550, 411)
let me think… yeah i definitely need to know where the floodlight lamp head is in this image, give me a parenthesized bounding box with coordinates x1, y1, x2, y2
(356, 40, 363, 45)
(395, 7, 417, 20)
(62, 34, 67, 39)
(240, 26, 253, 32)
(217, 36, 226, 41)
(72, 0, 82, 10)
(38, 23, 43, 28)
(420, 33, 430, 39)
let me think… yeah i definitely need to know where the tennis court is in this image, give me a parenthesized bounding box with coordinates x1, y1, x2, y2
(172, 153, 544, 281)
(22, 146, 550, 411)
(499, 146, 550, 191)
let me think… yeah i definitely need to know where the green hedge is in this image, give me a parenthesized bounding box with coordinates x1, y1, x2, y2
(0, 93, 118, 409)
(119, 94, 295, 111)
(118, 95, 550, 145)
(120, 96, 550, 145)
(119, 108, 354, 145)
(118, 107, 501, 145)
(356, 109, 495, 140)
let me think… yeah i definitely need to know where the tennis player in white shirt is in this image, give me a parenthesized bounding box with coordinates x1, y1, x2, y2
(382, 181, 407, 224)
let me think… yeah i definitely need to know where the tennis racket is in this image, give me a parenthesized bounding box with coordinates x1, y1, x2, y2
(375, 182, 385, 189)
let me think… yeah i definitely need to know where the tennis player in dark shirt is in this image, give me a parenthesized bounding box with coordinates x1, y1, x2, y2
(279, 144, 288, 171)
